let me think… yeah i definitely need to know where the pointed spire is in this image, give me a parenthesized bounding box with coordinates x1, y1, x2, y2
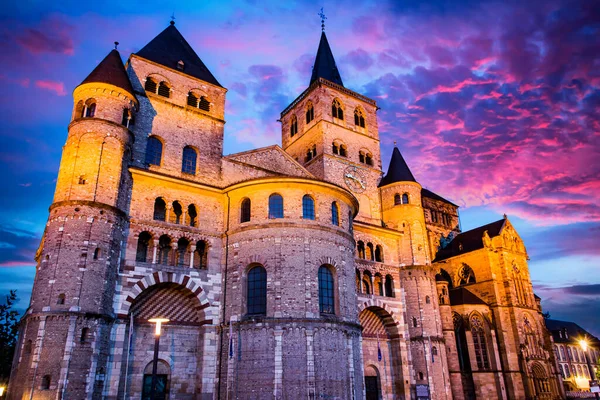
(80, 49, 134, 95)
(310, 31, 344, 87)
(136, 23, 222, 87)
(378, 146, 417, 187)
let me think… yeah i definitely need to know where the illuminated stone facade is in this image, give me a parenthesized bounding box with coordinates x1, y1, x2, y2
(8, 23, 564, 400)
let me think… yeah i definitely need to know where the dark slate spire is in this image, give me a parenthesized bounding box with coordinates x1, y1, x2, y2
(136, 23, 222, 87)
(378, 146, 417, 187)
(80, 49, 134, 94)
(310, 31, 344, 87)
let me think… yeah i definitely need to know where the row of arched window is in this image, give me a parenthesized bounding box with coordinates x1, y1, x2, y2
(555, 344, 592, 363)
(247, 264, 335, 315)
(356, 270, 394, 297)
(75, 98, 135, 129)
(253, 194, 342, 226)
(290, 100, 367, 137)
(153, 198, 198, 227)
(136, 232, 209, 268)
(430, 210, 452, 226)
(146, 136, 198, 175)
(394, 193, 410, 205)
(357, 241, 384, 262)
(558, 363, 590, 380)
(144, 77, 212, 112)
(304, 141, 373, 166)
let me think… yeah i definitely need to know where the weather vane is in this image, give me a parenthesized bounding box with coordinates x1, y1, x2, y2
(318, 8, 327, 31)
(170, 12, 176, 25)
(114, 41, 119, 50)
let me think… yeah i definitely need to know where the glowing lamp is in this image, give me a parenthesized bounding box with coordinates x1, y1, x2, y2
(148, 318, 169, 336)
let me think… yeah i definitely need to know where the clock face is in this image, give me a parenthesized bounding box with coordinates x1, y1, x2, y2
(343, 166, 367, 193)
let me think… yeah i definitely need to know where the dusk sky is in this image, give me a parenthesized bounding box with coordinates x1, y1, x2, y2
(1, 0, 598, 335)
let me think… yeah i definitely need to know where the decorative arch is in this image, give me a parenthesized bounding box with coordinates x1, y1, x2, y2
(457, 263, 476, 285)
(358, 304, 400, 338)
(332, 98, 344, 120)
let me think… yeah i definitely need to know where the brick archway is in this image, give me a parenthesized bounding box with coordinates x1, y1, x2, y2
(117, 272, 211, 321)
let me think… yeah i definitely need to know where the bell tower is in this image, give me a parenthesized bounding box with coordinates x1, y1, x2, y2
(280, 29, 383, 223)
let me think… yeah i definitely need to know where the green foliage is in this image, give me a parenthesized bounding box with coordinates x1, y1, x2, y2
(0, 290, 19, 380)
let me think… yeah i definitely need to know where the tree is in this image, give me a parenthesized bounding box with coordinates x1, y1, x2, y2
(0, 290, 19, 381)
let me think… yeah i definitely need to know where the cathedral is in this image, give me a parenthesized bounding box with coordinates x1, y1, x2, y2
(8, 22, 564, 400)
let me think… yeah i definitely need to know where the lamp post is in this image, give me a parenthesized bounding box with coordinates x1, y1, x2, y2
(0, 386, 5, 398)
(579, 338, 600, 400)
(148, 318, 169, 400)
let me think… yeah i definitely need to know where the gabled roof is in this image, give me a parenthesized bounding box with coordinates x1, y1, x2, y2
(224, 145, 315, 179)
(545, 319, 600, 345)
(435, 218, 505, 261)
(136, 22, 222, 87)
(378, 146, 417, 187)
(449, 287, 486, 306)
(310, 31, 344, 87)
(421, 188, 458, 207)
(80, 49, 134, 94)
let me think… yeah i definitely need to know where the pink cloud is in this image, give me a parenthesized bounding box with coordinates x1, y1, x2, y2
(35, 80, 67, 96)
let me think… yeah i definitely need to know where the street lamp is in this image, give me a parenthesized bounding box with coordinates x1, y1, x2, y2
(0, 386, 5, 397)
(148, 318, 169, 400)
(579, 338, 599, 400)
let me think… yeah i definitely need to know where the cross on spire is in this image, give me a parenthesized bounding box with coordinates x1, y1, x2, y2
(170, 12, 176, 25)
(318, 8, 327, 31)
(114, 41, 119, 50)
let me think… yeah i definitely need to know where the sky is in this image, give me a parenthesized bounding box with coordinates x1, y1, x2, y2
(0, 0, 598, 335)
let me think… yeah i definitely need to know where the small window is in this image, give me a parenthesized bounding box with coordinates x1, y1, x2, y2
(57, 293, 65, 305)
(394, 194, 401, 205)
(198, 96, 210, 112)
(375, 245, 383, 262)
(187, 204, 198, 227)
(187, 92, 198, 107)
(182, 146, 197, 174)
(269, 194, 284, 219)
(331, 202, 339, 226)
(41, 375, 51, 390)
(121, 108, 134, 128)
(418, 372, 424, 380)
(83, 100, 96, 118)
(136, 232, 152, 262)
(158, 235, 171, 265)
(357, 241, 365, 259)
(171, 201, 183, 224)
(332, 99, 343, 120)
(80, 327, 89, 343)
(339, 145, 347, 157)
(290, 115, 298, 137)
(240, 198, 251, 223)
(366, 243, 374, 261)
(365, 153, 373, 166)
(158, 81, 170, 98)
(78, 175, 86, 185)
(306, 144, 317, 162)
(385, 275, 394, 297)
(412, 317, 418, 328)
(153, 198, 167, 221)
(195, 240, 208, 269)
(247, 265, 267, 315)
(144, 78, 157, 93)
(93, 248, 100, 260)
(332, 143, 339, 155)
(146, 137, 163, 166)
(302, 195, 315, 220)
(176, 238, 189, 267)
(426, 295, 431, 304)
(354, 108, 366, 128)
(402, 193, 409, 204)
(432, 346, 438, 356)
(318, 266, 335, 314)
(306, 102, 314, 124)
(359, 152, 365, 164)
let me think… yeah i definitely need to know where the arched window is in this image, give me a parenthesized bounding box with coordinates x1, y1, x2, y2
(332, 99, 343, 120)
(559, 346, 565, 361)
(80, 327, 89, 343)
(348, 210, 353, 233)
(375, 245, 383, 262)
(240, 198, 251, 223)
(268, 194, 284, 219)
(153, 198, 166, 221)
(339, 144, 347, 157)
(146, 137, 163, 166)
(436, 269, 454, 289)
(198, 96, 210, 111)
(306, 101, 314, 124)
(418, 372, 424, 380)
(432, 346, 438, 356)
(359, 151, 365, 164)
(187, 92, 198, 107)
(332, 142, 339, 155)
(402, 193, 409, 204)
(171, 201, 182, 224)
(318, 266, 335, 314)
(144, 77, 157, 93)
(290, 115, 298, 137)
(182, 146, 197, 174)
(136, 232, 152, 262)
(426, 296, 431, 304)
(354, 108, 366, 128)
(385, 275, 394, 297)
(247, 265, 267, 315)
(374, 274, 383, 296)
(93, 247, 100, 260)
(394, 194, 401, 205)
(187, 204, 197, 227)
(158, 81, 170, 98)
(142, 360, 169, 399)
(331, 202, 339, 226)
(158, 235, 171, 265)
(121, 108, 134, 128)
(306, 144, 317, 162)
(454, 314, 471, 372)
(412, 317, 418, 328)
(362, 273, 372, 295)
(567, 347, 573, 360)
(57, 293, 65, 305)
(365, 153, 373, 166)
(195, 240, 208, 269)
(302, 195, 315, 220)
(366, 243, 374, 261)
(41, 375, 51, 390)
(458, 264, 476, 285)
(471, 314, 490, 370)
(176, 238, 189, 267)
(82, 99, 96, 118)
(357, 241, 365, 259)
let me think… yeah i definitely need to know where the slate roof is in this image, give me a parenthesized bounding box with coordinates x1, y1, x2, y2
(545, 319, 600, 346)
(422, 188, 458, 207)
(378, 146, 417, 187)
(449, 287, 486, 306)
(435, 218, 505, 261)
(310, 31, 344, 87)
(80, 49, 134, 94)
(136, 22, 222, 87)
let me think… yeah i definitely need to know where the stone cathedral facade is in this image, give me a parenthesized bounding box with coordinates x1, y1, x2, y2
(8, 23, 564, 400)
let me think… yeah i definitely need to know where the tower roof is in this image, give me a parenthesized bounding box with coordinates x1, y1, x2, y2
(310, 31, 344, 87)
(136, 22, 222, 87)
(378, 146, 417, 187)
(80, 49, 134, 94)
